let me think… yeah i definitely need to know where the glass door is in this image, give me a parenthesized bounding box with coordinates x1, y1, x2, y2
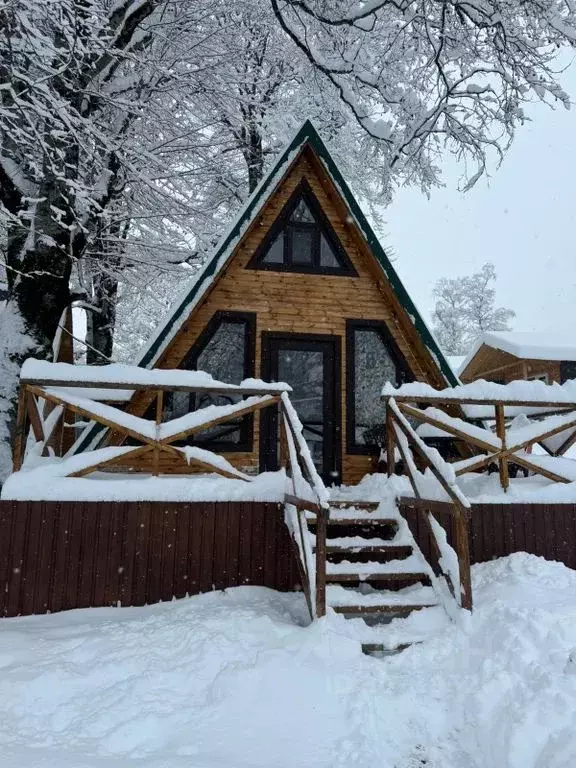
(260, 334, 341, 484)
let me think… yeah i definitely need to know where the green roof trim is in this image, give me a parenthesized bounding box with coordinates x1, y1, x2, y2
(139, 119, 457, 385)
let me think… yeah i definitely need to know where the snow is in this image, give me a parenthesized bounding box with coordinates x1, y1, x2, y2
(2, 554, 576, 767)
(462, 331, 576, 371)
(178, 445, 250, 480)
(0, 304, 36, 483)
(157, 395, 275, 441)
(1, 464, 288, 502)
(383, 377, 576, 404)
(326, 553, 426, 575)
(21, 360, 291, 393)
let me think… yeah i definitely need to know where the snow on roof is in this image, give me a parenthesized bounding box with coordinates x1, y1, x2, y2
(461, 331, 576, 373)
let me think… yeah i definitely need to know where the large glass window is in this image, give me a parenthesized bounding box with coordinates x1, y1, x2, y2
(163, 313, 255, 449)
(251, 182, 356, 275)
(347, 322, 408, 452)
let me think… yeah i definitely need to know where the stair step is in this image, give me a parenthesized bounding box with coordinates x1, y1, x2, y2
(329, 500, 380, 511)
(332, 603, 436, 617)
(326, 554, 425, 575)
(362, 642, 413, 657)
(327, 584, 437, 608)
(326, 571, 430, 584)
(324, 544, 413, 558)
(319, 535, 408, 547)
(318, 517, 398, 526)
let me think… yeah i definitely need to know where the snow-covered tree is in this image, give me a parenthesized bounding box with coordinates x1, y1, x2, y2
(432, 263, 515, 356)
(2, 0, 576, 480)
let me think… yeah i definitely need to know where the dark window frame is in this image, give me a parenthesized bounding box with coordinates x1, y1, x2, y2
(260, 331, 342, 485)
(169, 310, 257, 452)
(345, 319, 413, 456)
(247, 179, 358, 276)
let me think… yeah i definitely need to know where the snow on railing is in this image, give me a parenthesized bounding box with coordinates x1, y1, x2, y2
(386, 397, 473, 611)
(13, 361, 328, 619)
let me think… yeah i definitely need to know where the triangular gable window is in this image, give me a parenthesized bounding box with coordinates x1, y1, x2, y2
(249, 181, 357, 275)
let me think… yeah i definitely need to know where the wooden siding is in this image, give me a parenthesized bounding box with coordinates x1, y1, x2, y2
(124, 149, 444, 484)
(460, 344, 562, 385)
(2, 500, 576, 618)
(400, 501, 576, 571)
(0, 501, 300, 618)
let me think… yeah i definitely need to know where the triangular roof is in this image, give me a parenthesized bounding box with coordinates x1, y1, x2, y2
(136, 120, 458, 387)
(73, 121, 457, 455)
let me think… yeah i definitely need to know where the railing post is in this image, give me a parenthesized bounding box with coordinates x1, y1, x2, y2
(495, 404, 509, 492)
(315, 505, 328, 617)
(12, 384, 28, 472)
(454, 505, 473, 610)
(386, 404, 395, 476)
(153, 389, 163, 477)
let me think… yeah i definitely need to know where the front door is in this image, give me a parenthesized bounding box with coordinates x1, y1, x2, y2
(260, 333, 341, 485)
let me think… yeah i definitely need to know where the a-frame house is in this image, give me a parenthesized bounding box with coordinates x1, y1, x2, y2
(75, 121, 456, 486)
(5, 122, 476, 628)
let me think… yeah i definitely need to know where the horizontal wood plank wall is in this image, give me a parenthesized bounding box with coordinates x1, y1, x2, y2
(400, 502, 576, 572)
(0, 501, 301, 618)
(461, 344, 562, 385)
(122, 150, 442, 484)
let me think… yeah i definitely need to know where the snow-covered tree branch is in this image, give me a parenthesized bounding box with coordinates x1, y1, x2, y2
(432, 263, 515, 356)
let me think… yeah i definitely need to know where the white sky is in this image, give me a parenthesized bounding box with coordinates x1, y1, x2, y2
(385, 65, 576, 336)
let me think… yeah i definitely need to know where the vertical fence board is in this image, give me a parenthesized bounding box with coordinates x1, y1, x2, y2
(18, 502, 39, 617)
(132, 502, 151, 605)
(238, 503, 253, 586)
(146, 503, 164, 605)
(187, 503, 202, 595)
(66, 498, 83, 611)
(199, 504, 216, 593)
(36, 501, 57, 614)
(119, 502, 137, 607)
(50, 501, 70, 613)
(173, 504, 191, 599)
(212, 503, 229, 592)
(226, 503, 241, 589)
(160, 506, 178, 603)
(251, 504, 265, 585)
(0, 502, 13, 616)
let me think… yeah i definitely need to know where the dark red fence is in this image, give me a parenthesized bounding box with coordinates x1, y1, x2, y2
(0, 501, 300, 617)
(400, 500, 576, 571)
(1, 500, 575, 618)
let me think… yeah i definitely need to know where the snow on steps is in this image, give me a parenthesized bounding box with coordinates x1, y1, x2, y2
(326, 554, 429, 577)
(327, 583, 438, 609)
(305, 493, 450, 655)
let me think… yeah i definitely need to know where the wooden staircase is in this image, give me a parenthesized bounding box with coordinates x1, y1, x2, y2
(306, 499, 443, 655)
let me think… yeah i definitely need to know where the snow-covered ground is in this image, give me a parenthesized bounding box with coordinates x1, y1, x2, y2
(2, 553, 576, 768)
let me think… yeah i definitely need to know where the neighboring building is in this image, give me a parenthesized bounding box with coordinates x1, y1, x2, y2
(75, 121, 457, 485)
(459, 332, 576, 385)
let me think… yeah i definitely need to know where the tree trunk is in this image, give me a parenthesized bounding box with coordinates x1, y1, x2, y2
(86, 269, 118, 364)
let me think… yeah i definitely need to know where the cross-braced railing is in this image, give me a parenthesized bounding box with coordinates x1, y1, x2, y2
(13, 360, 329, 619)
(383, 379, 576, 613)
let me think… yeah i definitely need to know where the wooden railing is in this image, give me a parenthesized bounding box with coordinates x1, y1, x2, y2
(280, 392, 330, 619)
(13, 363, 329, 619)
(385, 397, 473, 611)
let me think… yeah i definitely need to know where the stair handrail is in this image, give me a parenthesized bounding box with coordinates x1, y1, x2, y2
(279, 392, 330, 619)
(385, 397, 473, 612)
